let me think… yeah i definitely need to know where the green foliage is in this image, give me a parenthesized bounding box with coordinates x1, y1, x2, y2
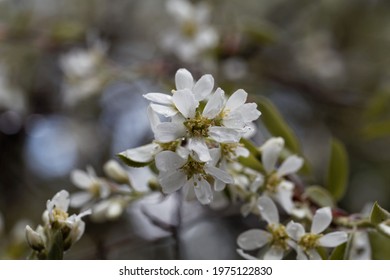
(329, 242, 347, 260)
(304, 186, 335, 207)
(369, 231, 390, 260)
(326, 138, 349, 202)
(256, 97, 300, 154)
(117, 154, 152, 168)
(369, 202, 390, 225)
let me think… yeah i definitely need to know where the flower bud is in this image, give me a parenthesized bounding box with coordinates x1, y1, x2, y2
(25, 225, 45, 251)
(103, 160, 129, 184)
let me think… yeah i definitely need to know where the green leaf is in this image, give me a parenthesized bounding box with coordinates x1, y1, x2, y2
(369, 230, 390, 260)
(304, 186, 335, 207)
(326, 138, 349, 202)
(238, 154, 265, 173)
(370, 202, 390, 225)
(256, 97, 300, 154)
(117, 154, 152, 168)
(240, 138, 260, 158)
(329, 242, 347, 260)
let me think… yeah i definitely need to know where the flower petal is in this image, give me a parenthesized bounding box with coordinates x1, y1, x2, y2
(120, 143, 160, 163)
(236, 249, 258, 260)
(155, 150, 186, 172)
(175, 68, 194, 90)
(296, 246, 308, 260)
(318, 232, 348, 247)
(234, 103, 261, 123)
(214, 179, 226, 192)
(193, 176, 213, 204)
(143, 92, 173, 105)
(208, 126, 241, 143)
(202, 88, 225, 119)
(159, 171, 187, 194)
(311, 207, 332, 234)
(286, 221, 305, 241)
(308, 249, 322, 260)
(155, 122, 186, 142)
(225, 89, 247, 112)
(193, 74, 214, 101)
(71, 170, 92, 189)
(188, 137, 211, 162)
(49, 190, 70, 212)
(172, 89, 199, 118)
(264, 246, 285, 260)
(150, 104, 177, 117)
(206, 165, 234, 184)
(237, 229, 271, 250)
(70, 192, 93, 208)
(147, 105, 160, 134)
(257, 195, 279, 224)
(274, 181, 294, 214)
(277, 155, 304, 177)
(261, 137, 284, 174)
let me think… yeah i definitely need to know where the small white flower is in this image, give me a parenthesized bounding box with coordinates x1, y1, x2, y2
(286, 207, 348, 260)
(90, 196, 128, 222)
(103, 160, 129, 183)
(237, 196, 292, 260)
(70, 166, 110, 208)
(155, 149, 233, 204)
(260, 137, 304, 213)
(25, 225, 45, 251)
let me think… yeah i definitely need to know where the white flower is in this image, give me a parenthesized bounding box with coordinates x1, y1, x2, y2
(286, 207, 348, 260)
(162, 0, 218, 62)
(25, 225, 45, 251)
(90, 196, 128, 222)
(70, 166, 110, 208)
(155, 149, 233, 204)
(103, 160, 129, 183)
(237, 196, 292, 260)
(260, 137, 304, 213)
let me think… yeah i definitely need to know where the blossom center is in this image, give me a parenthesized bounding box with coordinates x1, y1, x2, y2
(181, 20, 198, 38)
(299, 233, 322, 252)
(184, 115, 212, 138)
(158, 140, 180, 152)
(52, 208, 69, 222)
(267, 224, 289, 250)
(180, 156, 206, 179)
(265, 172, 282, 193)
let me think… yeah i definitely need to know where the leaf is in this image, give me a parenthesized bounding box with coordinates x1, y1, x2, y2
(238, 154, 265, 173)
(117, 154, 152, 168)
(304, 186, 335, 207)
(370, 202, 390, 225)
(369, 230, 390, 260)
(256, 97, 300, 154)
(240, 138, 260, 158)
(326, 138, 349, 202)
(329, 242, 347, 260)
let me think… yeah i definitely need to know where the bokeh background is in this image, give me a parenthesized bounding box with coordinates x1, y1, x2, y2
(1, 0, 390, 259)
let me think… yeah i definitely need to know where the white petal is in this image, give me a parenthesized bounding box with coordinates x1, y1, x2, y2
(286, 221, 305, 241)
(250, 175, 264, 192)
(208, 126, 241, 143)
(208, 147, 221, 166)
(236, 249, 258, 260)
(193, 74, 214, 101)
(175, 68, 194, 90)
(155, 122, 186, 142)
(274, 182, 294, 214)
(261, 137, 284, 174)
(71, 170, 92, 189)
(277, 155, 304, 177)
(50, 190, 70, 211)
(188, 137, 211, 162)
(70, 192, 93, 208)
(159, 171, 187, 194)
(214, 179, 226, 191)
(205, 165, 234, 184)
(120, 143, 160, 163)
(308, 249, 322, 260)
(155, 150, 186, 172)
(296, 246, 308, 260)
(237, 229, 271, 250)
(147, 105, 160, 133)
(202, 88, 225, 119)
(193, 176, 213, 204)
(107, 202, 123, 219)
(225, 89, 247, 112)
(379, 222, 390, 236)
(172, 89, 198, 118)
(150, 103, 177, 117)
(234, 103, 261, 123)
(318, 232, 348, 247)
(311, 207, 332, 234)
(143, 92, 173, 105)
(235, 146, 250, 158)
(222, 113, 245, 129)
(264, 246, 284, 260)
(257, 196, 279, 224)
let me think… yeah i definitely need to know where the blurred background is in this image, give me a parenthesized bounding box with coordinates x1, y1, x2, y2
(1, 0, 390, 259)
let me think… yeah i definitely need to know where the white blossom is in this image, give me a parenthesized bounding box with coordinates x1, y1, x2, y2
(260, 137, 303, 213)
(237, 196, 292, 260)
(286, 207, 348, 260)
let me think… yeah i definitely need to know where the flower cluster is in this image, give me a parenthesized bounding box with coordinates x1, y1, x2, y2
(25, 190, 90, 259)
(120, 68, 261, 204)
(237, 196, 348, 260)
